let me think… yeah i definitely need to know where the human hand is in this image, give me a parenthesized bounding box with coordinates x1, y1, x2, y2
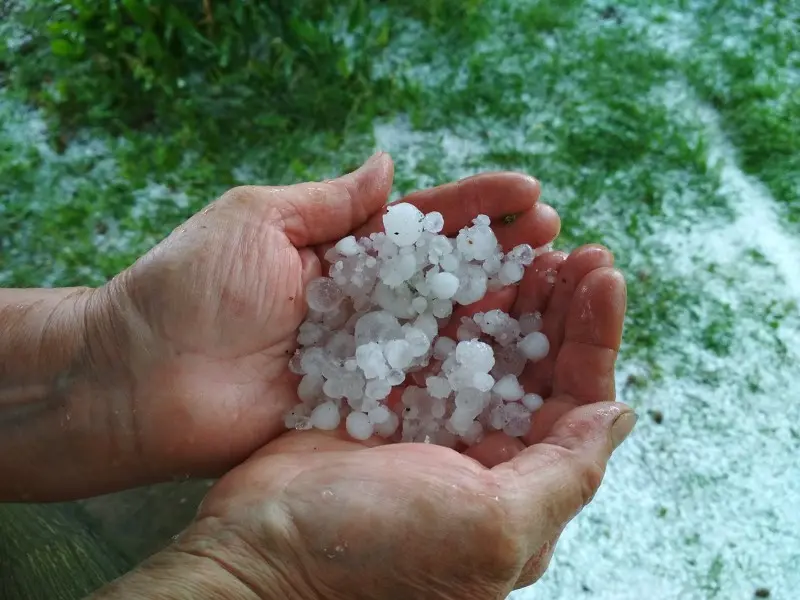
(100, 153, 560, 487)
(149, 229, 630, 599)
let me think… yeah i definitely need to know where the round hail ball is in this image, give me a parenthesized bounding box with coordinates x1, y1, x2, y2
(383, 203, 425, 247)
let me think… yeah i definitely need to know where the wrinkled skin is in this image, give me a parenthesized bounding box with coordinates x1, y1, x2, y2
(110, 153, 565, 480)
(108, 153, 631, 597)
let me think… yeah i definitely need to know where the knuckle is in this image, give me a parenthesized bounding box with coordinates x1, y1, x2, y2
(570, 457, 606, 507)
(514, 540, 554, 589)
(219, 185, 257, 206)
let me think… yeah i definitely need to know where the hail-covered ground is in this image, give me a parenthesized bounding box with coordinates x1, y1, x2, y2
(2, 1, 798, 598)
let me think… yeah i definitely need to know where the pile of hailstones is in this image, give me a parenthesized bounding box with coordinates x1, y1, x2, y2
(284, 202, 551, 447)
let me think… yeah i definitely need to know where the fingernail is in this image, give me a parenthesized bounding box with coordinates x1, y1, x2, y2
(611, 411, 638, 449)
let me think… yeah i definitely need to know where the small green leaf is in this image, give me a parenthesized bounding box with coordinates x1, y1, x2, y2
(122, 0, 153, 28)
(50, 39, 77, 57)
(139, 30, 163, 60)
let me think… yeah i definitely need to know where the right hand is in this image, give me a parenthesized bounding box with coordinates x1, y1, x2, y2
(165, 247, 632, 599)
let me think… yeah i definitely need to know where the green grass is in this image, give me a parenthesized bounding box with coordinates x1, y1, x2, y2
(2, 1, 800, 597)
(1, 0, 793, 372)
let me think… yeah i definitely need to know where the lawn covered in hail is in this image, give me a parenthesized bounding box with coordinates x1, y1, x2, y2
(1, 0, 798, 598)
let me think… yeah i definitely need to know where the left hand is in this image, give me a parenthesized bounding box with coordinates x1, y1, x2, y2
(100, 153, 561, 486)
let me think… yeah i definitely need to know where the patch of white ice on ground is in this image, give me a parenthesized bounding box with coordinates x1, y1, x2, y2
(373, 115, 488, 196)
(510, 89, 800, 599)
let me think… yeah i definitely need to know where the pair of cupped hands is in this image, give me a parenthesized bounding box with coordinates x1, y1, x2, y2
(94, 153, 634, 599)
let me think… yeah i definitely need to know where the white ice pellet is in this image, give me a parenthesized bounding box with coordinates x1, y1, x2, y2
(323, 377, 343, 399)
(502, 403, 532, 437)
(310, 402, 341, 430)
(326, 331, 356, 359)
(489, 403, 506, 430)
(383, 203, 425, 247)
(521, 393, 544, 412)
(461, 420, 484, 446)
(482, 254, 502, 275)
(429, 235, 452, 256)
(423, 211, 445, 233)
(346, 411, 374, 440)
(297, 374, 324, 403)
(455, 388, 489, 413)
(300, 347, 327, 376)
(374, 411, 400, 437)
(386, 369, 406, 386)
(498, 261, 525, 285)
(473, 372, 495, 392)
(431, 397, 447, 419)
(383, 339, 414, 369)
(447, 367, 477, 391)
(433, 336, 457, 359)
(354, 311, 402, 344)
(449, 406, 476, 434)
(439, 253, 460, 272)
(426, 376, 452, 399)
(429, 272, 460, 299)
(335, 235, 362, 257)
(297, 322, 326, 346)
(519, 312, 543, 334)
(431, 299, 453, 318)
(453, 265, 488, 305)
(518, 331, 550, 361)
(456, 340, 495, 373)
(507, 244, 535, 266)
(457, 222, 497, 261)
(355, 342, 390, 379)
(492, 374, 525, 401)
(306, 277, 345, 312)
(289, 202, 551, 443)
(367, 405, 391, 425)
(404, 327, 431, 357)
(284, 406, 313, 430)
(413, 313, 439, 341)
(365, 378, 392, 400)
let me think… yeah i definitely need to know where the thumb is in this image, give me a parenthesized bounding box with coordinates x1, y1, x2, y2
(496, 400, 636, 554)
(279, 152, 394, 247)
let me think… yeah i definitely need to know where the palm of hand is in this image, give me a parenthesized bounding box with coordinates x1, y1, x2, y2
(118, 193, 304, 473)
(116, 160, 395, 476)
(199, 439, 522, 600)
(176, 157, 627, 598)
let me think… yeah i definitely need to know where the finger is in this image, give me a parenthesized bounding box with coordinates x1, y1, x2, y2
(494, 401, 636, 552)
(261, 152, 394, 247)
(351, 172, 541, 239)
(464, 431, 526, 468)
(519, 245, 614, 397)
(552, 268, 626, 403)
(511, 251, 568, 317)
(521, 396, 578, 446)
(494, 204, 561, 251)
